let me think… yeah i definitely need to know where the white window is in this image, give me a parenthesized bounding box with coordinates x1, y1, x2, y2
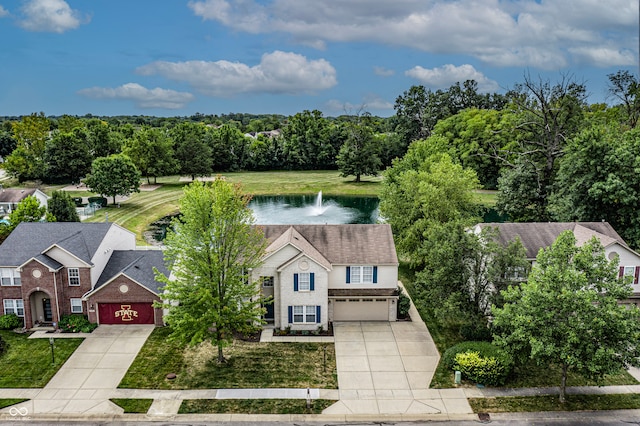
(0, 268, 20, 286)
(70, 298, 83, 313)
(293, 305, 316, 323)
(3, 299, 24, 317)
(298, 272, 310, 291)
(350, 266, 374, 283)
(624, 266, 635, 277)
(68, 268, 80, 286)
(261, 276, 274, 287)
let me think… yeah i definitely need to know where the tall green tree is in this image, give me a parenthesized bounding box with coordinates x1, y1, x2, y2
(44, 128, 92, 184)
(124, 127, 177, 183)
(281, 110, 334, 169)
(171, 122, 213, 180)
(48, 191, 80, 222)
(85, 154, 141, 205)
(493, 231, 640, 403)
(380, 138, 480, 266)
(607, 70, 639, 128)
(549, 124, 640, 249)
(86, 119, 121, 159)
(157, 180, 267, 363)
(4, 112, 50, 182)
(208, 124, 248, 171)
(336, 115, 382, 182)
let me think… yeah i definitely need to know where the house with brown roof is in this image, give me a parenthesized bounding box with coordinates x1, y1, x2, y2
(475, 222, 640, 299)
(252, 224, 399, 330)
(0, 188, 49, 216)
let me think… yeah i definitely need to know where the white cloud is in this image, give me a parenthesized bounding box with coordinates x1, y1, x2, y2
(136, 51, 337, 96)
(373, 66, 394, 77)
(0, 6, 9, 17)
(187, 0, 638, 69)
(405, 64, 499, 92)
(18, 0, 88, 33)
(78, 83, 195, 109)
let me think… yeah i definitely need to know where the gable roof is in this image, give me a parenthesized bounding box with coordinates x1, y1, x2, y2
(259, 224, 398, 265)
(477, 222, 628, 259)
(0, 188, 38, 203)
(264, 226, 332, 270)
(0, 222, 114, 267)
(93, 250, 169, 295)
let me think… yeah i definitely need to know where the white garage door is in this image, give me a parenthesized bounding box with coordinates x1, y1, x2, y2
(332, 298, 389, 321)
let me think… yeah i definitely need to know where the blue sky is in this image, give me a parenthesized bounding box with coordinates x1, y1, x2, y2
(0, 0, 638, 117)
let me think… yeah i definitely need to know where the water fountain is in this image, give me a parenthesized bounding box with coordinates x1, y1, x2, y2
(309, 191, 329, 216)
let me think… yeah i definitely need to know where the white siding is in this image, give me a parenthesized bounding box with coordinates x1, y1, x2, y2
(329, 265, 397, 289)
(278, 256, 328, 330)
(45, 246, 88, 268)
(90, 224, 136, 285)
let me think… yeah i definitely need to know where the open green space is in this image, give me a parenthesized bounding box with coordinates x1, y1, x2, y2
(0, 331, 83, 388)
(109, 398, 153, 413)
(0, 399, 28, 409)
(469, 394, 640, 413)
(179, 399, 335, 414)
(119, 327, 337, 390)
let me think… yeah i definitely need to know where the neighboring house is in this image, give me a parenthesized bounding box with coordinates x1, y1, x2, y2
(253, 224, 399, 331)
(0, 188, 49, 216)
(475, 222, 640, 300)
(0, 222, 169, 328)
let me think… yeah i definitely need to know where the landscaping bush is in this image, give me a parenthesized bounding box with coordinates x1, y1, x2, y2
(442, 341, 513, 386)
(59, 314, 97, 333)
(87, 196, 107, 208)
(0, 314, 23, 330)
(397, 287, 411, 319)
(460, 323, 492, 342)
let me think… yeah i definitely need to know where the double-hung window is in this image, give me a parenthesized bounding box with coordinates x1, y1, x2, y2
(347, 266, 377, 284)
(0, 268, 20, 286)
(622, 266, 640, 284)
(3, 299, 24, 317)
(68, 268, 80, 286)
(70, 298, 83, 313)
(293, 272, 314, 291)
(261, 276, 274, 287)
(290, 305, 319, 323)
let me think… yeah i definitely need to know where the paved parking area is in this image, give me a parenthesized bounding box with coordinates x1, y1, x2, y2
(324, 319, 472, 416)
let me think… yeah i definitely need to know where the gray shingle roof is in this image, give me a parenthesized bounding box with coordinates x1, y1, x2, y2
(0, 222, 113, 267)
(94, 250, 169, 294)
(259, 224, 398, 265)
(0, 188, 36, 203)
(477, 222, 627, 259)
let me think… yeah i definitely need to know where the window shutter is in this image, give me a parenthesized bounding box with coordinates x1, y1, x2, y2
(635, 267, 640, 285)
(316, 305, 321, 323)
(288, 306, 292, 323)
(373, 266, 378, 283)
(346, 267, 351, 283)
(310, 273, 315, 291)
(294, 273, 299, 291)
(619, 266, 625, 278)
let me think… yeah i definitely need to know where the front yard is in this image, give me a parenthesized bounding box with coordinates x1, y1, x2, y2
(119, 327, 337, 389)
(0, 331, 83, 388)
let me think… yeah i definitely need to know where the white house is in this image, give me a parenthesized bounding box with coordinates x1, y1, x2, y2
(253, 224, 399, 330)
(0, 188, 49, 216)
(475, 222, 640, 300)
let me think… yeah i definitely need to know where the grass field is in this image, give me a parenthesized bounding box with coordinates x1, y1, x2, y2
(119, 327, 337, 390)
(469, 394, 640, 413)
(0, 331, 83, 388)
(109, 398, 153, 413)
(179, 399, 336, 414)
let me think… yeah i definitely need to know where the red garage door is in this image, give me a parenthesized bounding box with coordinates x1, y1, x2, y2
(98, 303, 155, 324)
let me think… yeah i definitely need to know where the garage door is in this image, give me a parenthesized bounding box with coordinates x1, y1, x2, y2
(332, 298, 389, 321)
(98, 303, 155, 324)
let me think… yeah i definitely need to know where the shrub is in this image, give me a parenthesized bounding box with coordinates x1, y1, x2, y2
(0, 314, 23, 330)
(87, 196, 107, 208)
(397, 287, 411, 319)
(59, 314, 97, 333)
(0, 335, 6, 356)
(442, 341, 513, 386)
(460, 323, 492, 342)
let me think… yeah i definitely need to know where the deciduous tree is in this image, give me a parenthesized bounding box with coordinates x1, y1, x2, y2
(336, 114, 382, 182)
(157, 180, 267, 363)
(47, 190, 80, 222)
(4, 112, 50, 182)
(493, 231, 640, 403)
(84, 154, 141, 205)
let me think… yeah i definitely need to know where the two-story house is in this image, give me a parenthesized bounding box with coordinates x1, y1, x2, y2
(0, 188, 49, 216)
(253, 224, 400, 330)
(475, 222, 640, 301)
(0, 222, 169, 328)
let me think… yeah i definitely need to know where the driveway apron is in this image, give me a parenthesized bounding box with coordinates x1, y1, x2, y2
(5, 325, 154, 415)
(325, 316, 472, 416)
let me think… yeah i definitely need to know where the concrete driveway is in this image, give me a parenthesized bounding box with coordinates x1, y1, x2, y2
(325, 317, 472, 416)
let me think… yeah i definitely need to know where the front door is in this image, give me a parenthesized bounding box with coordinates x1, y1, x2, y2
(264, 301, 274, 320)
(42, 298, 52, 322)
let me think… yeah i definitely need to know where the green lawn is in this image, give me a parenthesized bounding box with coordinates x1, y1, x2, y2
(179, 399, 336, 414)
(0, 331, 83, 387)
(119, 327, 337, 390)
(0, 399, 28, 409)
(469, 394, 640, 413)
(110, 398, 153, 413)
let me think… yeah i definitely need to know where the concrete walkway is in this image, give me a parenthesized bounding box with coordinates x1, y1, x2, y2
(0, 324, 154, 415)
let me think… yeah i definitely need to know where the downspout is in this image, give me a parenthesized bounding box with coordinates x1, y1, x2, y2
(53, 270, 61, 329)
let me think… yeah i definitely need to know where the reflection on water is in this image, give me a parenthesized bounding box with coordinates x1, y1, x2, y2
(249, 194, 380, 224)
